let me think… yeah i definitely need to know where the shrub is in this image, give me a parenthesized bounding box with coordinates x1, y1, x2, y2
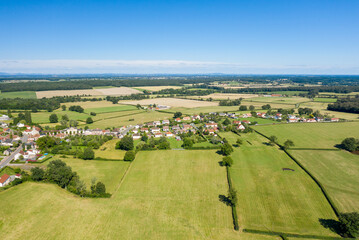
(124, 150, 136, 161)
(90, 112, 96, 116)
(86, 117, 94, 124)
(116, 136, 134, 151)
(222, 156, 233, 167)
(82, 147, 95, 160)
(49, 114, 58, 123)
(31, 167, 45, 181)
(339, 212, 359, 238)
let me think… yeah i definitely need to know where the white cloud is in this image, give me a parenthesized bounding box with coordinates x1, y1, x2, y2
(0, 59, 358, 74)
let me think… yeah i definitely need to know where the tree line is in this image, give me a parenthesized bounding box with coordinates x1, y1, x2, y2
(327, 98, 359, 114)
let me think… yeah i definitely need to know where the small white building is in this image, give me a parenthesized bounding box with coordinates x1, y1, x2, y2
(0, 174, 11, 187)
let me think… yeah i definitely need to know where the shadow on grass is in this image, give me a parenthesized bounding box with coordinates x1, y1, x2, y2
(319, 218, 344, 237)
(262, 142, 271, 146)
(218, 194, 231, 206)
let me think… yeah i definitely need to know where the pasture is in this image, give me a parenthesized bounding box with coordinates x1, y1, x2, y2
(221, 132, 338, 236)
(0, 91, 36, 99)
(120, 97, 218, 108)
(84, 105, 137, 114)
(254, 122, 359, 148)
(32, 110, 90, 123)
(36, 87, 141, 98)
(0, 150, 263, 240)
(199, 93, 258, 99)
(134, 86, 182, 91)
(93, 139, 126, 160)
(289, 150, 359, 212)
(40, 156, 129, 193)
(246, 96, 309, 104)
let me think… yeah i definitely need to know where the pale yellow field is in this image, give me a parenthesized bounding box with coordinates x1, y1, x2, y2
(136, 86, 182, 91)
(36, 87, 141, 98)
(200, 93, 258, 99)
(120, 97, 218, 108)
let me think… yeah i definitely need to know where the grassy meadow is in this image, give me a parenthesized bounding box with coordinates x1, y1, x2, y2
(93, 139, 126, 160)
(254, 122, 359, 148)
(0, 91, 37, 99)
(289, 150, 359, 212)
(220, 132, 338, 236)
(0, 150, 267, 240)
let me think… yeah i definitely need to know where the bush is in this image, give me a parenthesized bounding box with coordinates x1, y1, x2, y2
(82, 147, 95, 160)
(86, 117, 94, 124)
(341, 138, 359, 152)
(90, 112, 96, 116)
(221, 142, 233, 156)
(49, 113, 58, 123)
(31, 167, 45, 181)
(124, 150, 136, 161)
(222, 156, 233, 167)
(116, 136, 134, 151)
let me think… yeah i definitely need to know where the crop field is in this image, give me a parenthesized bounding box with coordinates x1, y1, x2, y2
(197, 93, 258, 100)
(93, 139, 126, 160)
(32, 110, 90, 123)
(84, 104, 137, 114)
(120, 97, 218, 108)
(39, 156, 129, 193)
(0, 91, 37, 99)
(62, 100, 117, 109)
(88, 111, 173, 129)
(168, 106, 241, 115)
(0, 150, 272, 240)
(36, 87, 141, 98)
(246, 96, 310, 104)
(240, 100, 295, 109)
(221, 132, 338, 236)
(289, 150, 359, 212)
(254, 122, 359, 148)
(134, 86, 182, 91)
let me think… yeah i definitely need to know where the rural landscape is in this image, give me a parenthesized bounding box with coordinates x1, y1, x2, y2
(0, 75, 359, 239)
(1, 0, 359, 239)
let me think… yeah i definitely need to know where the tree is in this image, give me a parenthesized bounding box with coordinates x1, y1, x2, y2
(222, 118, 231, 125)
(268, 135, 278, 146)
(249, 105, 255, 111)
(236, 138, 243, 147)
(90, 112, 96, 116)
(141, 133, 148, 142)
(62, 114, 69, 121)
(339, 212, 359, 238)
(222, 156, 233, 167)
(221, 142, 234, 156)
(239, 105, 247, 111)
(95, 182, 106, 195)
(341, 138, 359, 152)
(24, 111, 32, 124)
(124, 150, 136, 161)
(82, 147, 95, 160)
(116, 136, 134, 151)
(136, 104, 141, 109)
(46, 160, 75, 188)
(283, 139, 295, 149)
(49, 113, 58, 123)
(61, 105, 67, 111)
(69, 120, 78, 127)
(86, 117, 94, 124)
(228, 187, 238, 206)
(158, 140, 171, 150)
(31, 167, 45, 181)
(182, 138, 193, 149)
(262, 104, 271, 110)
(174, 112, 182, 118)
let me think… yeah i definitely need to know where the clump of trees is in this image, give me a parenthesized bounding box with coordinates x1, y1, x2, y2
(340, 138, 359, 152)
(30, 160, 110, 198)
(136, 137, 171, 150)
(116, 136, 134, 151)
(339, 212, 359, 238)
(69, 105, 84, 113)
(174, 112, 182, 118)
(49, 113, 58, 123)
(221, 142, 234, 155)
(219, 98, 242, 106)
(328, 98, 359, 114)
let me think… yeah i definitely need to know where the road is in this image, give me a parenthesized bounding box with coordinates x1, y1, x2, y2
(0, 135, 27, 170)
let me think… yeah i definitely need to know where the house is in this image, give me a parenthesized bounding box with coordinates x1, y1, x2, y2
(0, 115, 10, 121)
(132, 134, 141, 140)
(154, 132, 163, 138)
(331, 118, 339, 122)
(218, 113, 226, 117)
(65, 127, 80, 135)
(172, 125, 180, 131)
(132, 129, 139, 134)
(182, 124, 192, 130)
(17, 123, 25, 128)
(233, 120, 241, 125)
(192, 115, 201, 120)
(153, 121, 161, 126)
(242, 113, 252, 118)
(288, 118, 298, 123)
(147, 122, 155, 127)
(3, 148, 13, 156)
(162, 119, 170, 125)
(316, 117, 324, 122)
(205, 122, 218, 128)
(140, 128, 149, 133)
(182, 116, 191, 121)
(242, 120, 251, 124)
(175, 118, 182, 122)
(162, 126, 170, 132)
(165, 132, 173, 137)
(151, 127, 161, 133)
(0, 174, 11, 187)
(205, 129, 215, 135)
(307, 118, 317, 123)
(237, 124, 245, 130)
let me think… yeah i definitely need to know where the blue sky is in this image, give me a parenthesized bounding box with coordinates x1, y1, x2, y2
(1, 0, 358, 74)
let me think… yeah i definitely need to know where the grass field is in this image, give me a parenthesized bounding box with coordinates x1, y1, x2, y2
(32, 110, 90, 123)
(93, 139, 126, 160)
(220, 132, 338, 236)
(134, 86, 183, 91)
(40, 156, 129, 193)
(120, 97, 218, 108)
(313, 97, 337, 103)
(247, 96, 309, 104)
(289, 150, 359, 212)
(254, 122, 359, 148)
(85, 105, 137, 114)
(0, 150, 272, 239)
(0, 91, 37, 99)
(196, 93, 258, 100)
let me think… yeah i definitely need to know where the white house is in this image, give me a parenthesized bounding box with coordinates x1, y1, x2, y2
(17, 122, 25, 128)
(0, 174, 11, 187)
(237, 124, 245, 130)
(132, 134, 141, 140)
(165, 132, 173, 137)
(0, 115, 10, 121)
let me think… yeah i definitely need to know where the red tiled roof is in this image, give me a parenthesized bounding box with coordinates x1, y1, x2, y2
(0, 174, 10, 184)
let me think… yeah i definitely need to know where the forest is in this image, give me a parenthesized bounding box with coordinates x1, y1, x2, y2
(327, 98, 359, 113)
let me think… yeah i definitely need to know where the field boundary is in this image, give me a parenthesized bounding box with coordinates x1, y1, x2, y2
(226, 166, 240, 231)
(112, 158, 135, 197)
(254, 129, 341, 218)
(243, 229, 344, 240)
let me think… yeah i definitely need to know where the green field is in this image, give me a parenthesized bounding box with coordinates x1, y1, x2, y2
(85, 105, 137, 114)
(32, 110, 90, 123)
(254, 122, 359, 148)
(93, 139, 126, 160)
(0, 91, 37, 99)
(289, 150, 359, 212)
(40, 156, 129, 193)
(313, 97, 337, 103)
(247, 96, 309, 104)
(221, 132, 338, 236)
(0, 150, 261, 239)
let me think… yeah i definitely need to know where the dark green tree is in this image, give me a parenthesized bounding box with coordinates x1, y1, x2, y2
(82, 147, 95, 160)
(222, 156, 233, 167)
(236, 138, 243, 147)
(62, 114, 69, 121)
(182, 138, 194, 149)
(222, 118, 231, 125)
(174, 112, 182, 118)
(31, 167, 45, 181)
(61, 105, 67, 111)
(239, 105, 247, 111)
(49, 113, 58, 123)
(116, 136, 134, 150)
(95, 182, 106, 195)
(24, 111, 32, 124)
(283, 139, 295, 149)
(341, 138, 359, 152)
(124, 150, 136, 161)
(339, 212, 359, 238)
(268, 135, 278, 146)
(249, 105, 255, 111)
(86, 117, 94, 124)
(228, 187, 238, 206)
(221, 142, 234, 156)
